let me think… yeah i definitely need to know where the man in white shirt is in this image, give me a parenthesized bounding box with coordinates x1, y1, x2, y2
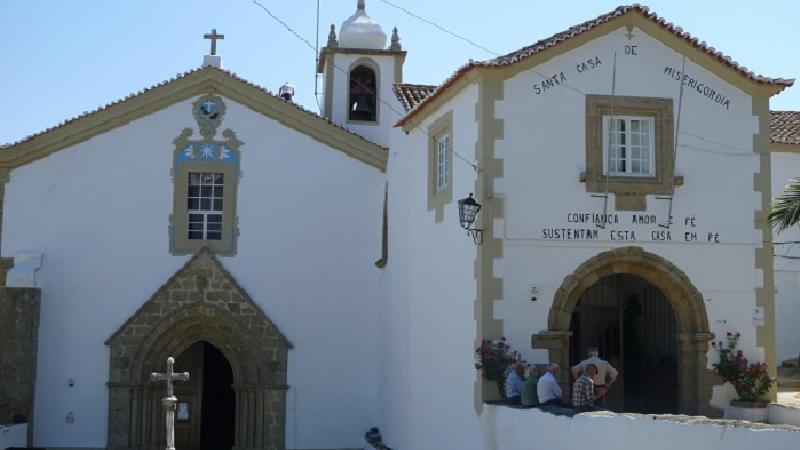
(571, 347, 618, 401)
(504, 363, 525, 404)
(537, 363, 564, 405)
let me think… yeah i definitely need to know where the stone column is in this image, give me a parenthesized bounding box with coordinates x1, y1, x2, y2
(0, 287, 41, 447)
(532, 330, 572, 400)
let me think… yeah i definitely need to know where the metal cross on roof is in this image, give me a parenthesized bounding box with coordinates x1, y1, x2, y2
(204, 29, 225, 56)
(151, 357, 190, 450)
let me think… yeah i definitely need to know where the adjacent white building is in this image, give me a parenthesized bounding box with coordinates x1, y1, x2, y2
(1, 2, 798, 450)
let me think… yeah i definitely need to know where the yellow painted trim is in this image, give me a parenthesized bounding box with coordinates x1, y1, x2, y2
(473, 75, 505, 411)
(427, 111, 453, 223)
(1, 68, 387, 172)
(771, 143, 800, 153)
(753, 95, 778, 401)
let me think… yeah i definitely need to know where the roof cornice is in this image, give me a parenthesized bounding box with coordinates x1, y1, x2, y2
(2, 67, 387, 172)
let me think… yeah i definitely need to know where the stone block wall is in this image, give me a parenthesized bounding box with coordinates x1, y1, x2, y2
(0, 287, 41, 430)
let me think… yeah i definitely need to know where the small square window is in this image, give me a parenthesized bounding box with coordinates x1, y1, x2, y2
(602, 116, 655, 177)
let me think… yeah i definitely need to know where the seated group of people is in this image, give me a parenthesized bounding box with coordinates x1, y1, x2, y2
(504, 347, 618, 412)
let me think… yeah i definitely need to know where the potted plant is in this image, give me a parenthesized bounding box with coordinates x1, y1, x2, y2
(713, 332, 774, 422)
(475, 337, 521, 400)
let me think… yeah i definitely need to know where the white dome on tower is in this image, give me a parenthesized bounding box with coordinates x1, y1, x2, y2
(339, 0, 387, 49)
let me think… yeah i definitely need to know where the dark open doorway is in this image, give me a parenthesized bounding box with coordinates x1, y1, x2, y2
(569, 274, 679, 413)
(174, 341, 236, 450)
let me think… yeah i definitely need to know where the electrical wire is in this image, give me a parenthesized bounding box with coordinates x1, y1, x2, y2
(250, 0, 478, 171)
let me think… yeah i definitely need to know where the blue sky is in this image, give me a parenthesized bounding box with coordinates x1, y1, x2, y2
(1, 0, 798, 144)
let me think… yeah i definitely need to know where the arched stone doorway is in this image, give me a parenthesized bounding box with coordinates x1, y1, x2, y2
(532, 247, 718, 416)
(570, 274, 679, 413)
(106, 250, 292, 450)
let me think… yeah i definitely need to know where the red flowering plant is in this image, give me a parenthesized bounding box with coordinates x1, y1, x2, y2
(712, 332, 773, 402)
(475, 337, 522, 398)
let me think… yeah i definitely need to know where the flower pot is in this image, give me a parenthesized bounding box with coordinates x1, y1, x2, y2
(723, 399, 770, 422)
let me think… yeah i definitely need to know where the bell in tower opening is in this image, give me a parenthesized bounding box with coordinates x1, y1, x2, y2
(349, 65, 377, 122)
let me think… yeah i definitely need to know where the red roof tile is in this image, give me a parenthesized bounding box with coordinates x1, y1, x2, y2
(393, 84, 437, 112)
(772, 111, 800, 146)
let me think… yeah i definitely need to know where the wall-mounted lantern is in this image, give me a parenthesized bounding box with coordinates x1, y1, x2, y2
(458, 193, 484, 245)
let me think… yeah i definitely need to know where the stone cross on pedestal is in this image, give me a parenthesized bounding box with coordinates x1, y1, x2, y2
(151, 357, 190, 450)
(204, 29, 224, 55)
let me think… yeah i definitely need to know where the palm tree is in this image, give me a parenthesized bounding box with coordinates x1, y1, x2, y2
(769, 178, 800, 232)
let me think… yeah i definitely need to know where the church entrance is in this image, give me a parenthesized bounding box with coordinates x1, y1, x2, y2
(569, 274, 679, 413)
(106, 251, 292, 450)
(173, 341, 236, 450)
(533, 247, 717, 416)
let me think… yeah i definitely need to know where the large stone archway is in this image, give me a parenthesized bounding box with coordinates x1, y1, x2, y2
(532, 246, 718, 416)
(106, 250, 292, 450)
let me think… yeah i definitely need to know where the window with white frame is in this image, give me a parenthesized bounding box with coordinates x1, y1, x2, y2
(187, 172, 224, 240)
(435, 133, 451, 191)
(602, 116, 655, 176)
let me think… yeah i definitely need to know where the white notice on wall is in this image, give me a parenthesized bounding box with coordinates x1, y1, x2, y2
(178, 402, 189, 421)
(752, 307, 765, 327)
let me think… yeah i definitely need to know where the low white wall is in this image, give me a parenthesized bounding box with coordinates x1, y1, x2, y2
(0, 423, 27, 449)
(770, 404, 800, 426)
(482, 406, 799, 450)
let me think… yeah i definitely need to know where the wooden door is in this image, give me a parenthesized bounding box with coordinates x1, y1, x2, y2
(174, 342, 205, 450)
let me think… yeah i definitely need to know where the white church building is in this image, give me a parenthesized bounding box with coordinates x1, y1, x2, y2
(1, 2, 800, 450)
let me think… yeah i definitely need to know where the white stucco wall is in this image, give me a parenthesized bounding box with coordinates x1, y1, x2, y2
(0, 424, 27, 449)
(325, 52, 400, 147)
(2, 95, 385, 449)
(493, 26, 765, 404)
(378, 25, 773, 450)
(482, 406, 799, 450)
(771, 151, 800, 363)
(379, 84, 481, 450)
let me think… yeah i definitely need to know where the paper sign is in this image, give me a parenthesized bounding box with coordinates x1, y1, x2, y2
(178, 402, 189, 421)
(752, 307, 765, 327)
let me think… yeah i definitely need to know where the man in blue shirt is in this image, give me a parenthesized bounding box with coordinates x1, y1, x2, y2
(505, 363, 525, 404)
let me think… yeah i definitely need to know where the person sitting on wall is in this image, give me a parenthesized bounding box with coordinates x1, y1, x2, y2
(521, 365, 540, 407)
(571, 364, 599, 412)
(571, 346, 617, 403)
(505, 362, 525, 404)
(537, 363, 565, 406)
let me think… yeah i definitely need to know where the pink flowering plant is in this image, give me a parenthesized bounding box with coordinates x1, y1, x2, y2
(475, 337, 521, 398)
(712, 332, 773, 402)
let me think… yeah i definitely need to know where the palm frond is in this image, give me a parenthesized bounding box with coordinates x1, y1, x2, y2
(769, 178, 800, 232)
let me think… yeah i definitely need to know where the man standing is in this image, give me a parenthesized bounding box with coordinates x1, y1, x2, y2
(537, 363, 564, 406)
(571, 347, 617, 401)
(571, 364, 598, 412)
(505, 362, 525, 404)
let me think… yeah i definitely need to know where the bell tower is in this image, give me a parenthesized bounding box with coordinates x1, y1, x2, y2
(317, 0, 405, 147)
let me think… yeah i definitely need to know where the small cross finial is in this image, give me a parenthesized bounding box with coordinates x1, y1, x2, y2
(624, 27, 635, 40)
(204, 29, 225, 56)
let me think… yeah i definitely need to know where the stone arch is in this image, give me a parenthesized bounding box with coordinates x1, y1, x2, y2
(532, 246, 717, 416)
(106, 250, 291, 450)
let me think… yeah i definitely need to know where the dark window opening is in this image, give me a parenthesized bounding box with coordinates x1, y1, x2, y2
(349, 65, 377, 122)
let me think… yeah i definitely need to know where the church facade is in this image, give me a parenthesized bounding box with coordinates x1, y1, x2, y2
(1, 2, 799, 450)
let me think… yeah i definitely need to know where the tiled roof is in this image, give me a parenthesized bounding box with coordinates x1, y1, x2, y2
(398, 4, 794, 127)
(393, 83, 437, 112)
(2, 66, 386, 151)
(772, 111, 800, 145)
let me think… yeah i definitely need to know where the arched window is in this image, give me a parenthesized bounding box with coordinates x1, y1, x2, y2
(349, 65, 377, 122)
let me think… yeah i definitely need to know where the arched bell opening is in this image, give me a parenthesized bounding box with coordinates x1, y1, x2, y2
(348, 64, 377, 122)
